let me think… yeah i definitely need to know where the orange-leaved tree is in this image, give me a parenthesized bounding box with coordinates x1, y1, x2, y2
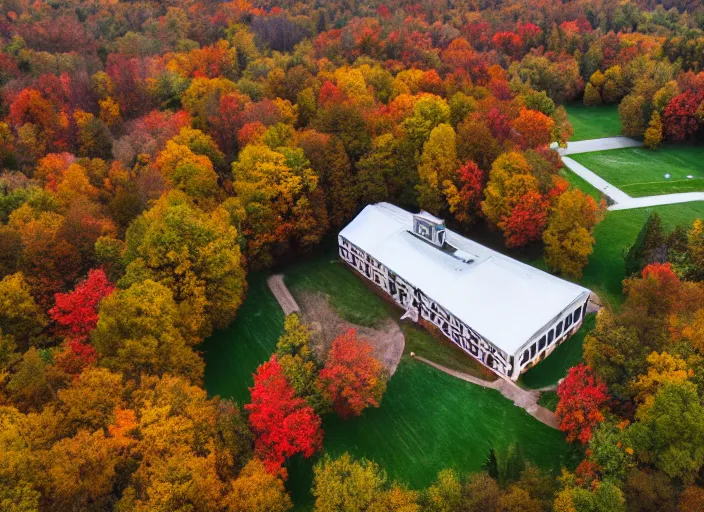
(318, 329, 388, 420)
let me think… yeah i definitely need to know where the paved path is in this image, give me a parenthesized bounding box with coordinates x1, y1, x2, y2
(267, 274, 300, 315)
(559, 136, 643, 155)
(559, 137, 704, 211)
(414, 355, 558, 429)
(609, 192, 704, 211)
(562, 156, 631, 205)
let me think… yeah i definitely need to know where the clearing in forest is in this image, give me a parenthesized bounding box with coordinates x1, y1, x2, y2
(565, 103, 622, 141)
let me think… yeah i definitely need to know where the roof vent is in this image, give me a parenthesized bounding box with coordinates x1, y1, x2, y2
(412, 211, 446, 248)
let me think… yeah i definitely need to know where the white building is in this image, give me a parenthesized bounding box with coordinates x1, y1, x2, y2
(338, 203, 591, 381)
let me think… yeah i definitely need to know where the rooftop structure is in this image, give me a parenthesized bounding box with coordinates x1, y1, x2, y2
(338, 203, 591, 380)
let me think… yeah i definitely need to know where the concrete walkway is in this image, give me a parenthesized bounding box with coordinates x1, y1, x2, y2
(609, 192, 704, 211)
(559, 137, 704, 211)
(562, 156, 631, 205)
(413, 355, 558, 429)
(560, 136, 643, 155)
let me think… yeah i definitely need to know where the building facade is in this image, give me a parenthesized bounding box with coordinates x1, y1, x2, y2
(338, 204, 591, 381)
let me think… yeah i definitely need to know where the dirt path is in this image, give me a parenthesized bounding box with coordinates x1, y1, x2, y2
(267, 274, 300, 316)
(297, 292, 405, 375)
(414, 356, 558, 429)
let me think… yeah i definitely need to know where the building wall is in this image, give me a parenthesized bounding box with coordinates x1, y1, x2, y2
(339, 236, 513, 378)
(515, 297, 589, 375)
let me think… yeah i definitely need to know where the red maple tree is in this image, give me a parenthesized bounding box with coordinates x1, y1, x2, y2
(453, 160, 484, 224)
(246, 355, 323, 473)
(49, 268, 115, 339)
(318, 329, 387, 420)
(502, 191, 549, 248)
(555, 364, 610, 444)
(662, 90, 704, 142)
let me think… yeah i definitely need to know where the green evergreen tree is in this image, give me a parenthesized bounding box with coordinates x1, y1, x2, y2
(624, 211, 664, 276)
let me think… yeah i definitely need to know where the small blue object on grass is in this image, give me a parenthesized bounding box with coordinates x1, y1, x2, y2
(664, 173, 670, 179)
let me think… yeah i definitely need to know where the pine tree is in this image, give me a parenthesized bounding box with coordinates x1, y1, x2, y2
(624, 211, 665, 276)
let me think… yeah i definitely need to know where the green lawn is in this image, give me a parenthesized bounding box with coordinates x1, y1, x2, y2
(538, 391, 559, 412)
(567, 202, 704, 309)
(570, 146, 704, 197)
(559, 167, 603, 201)
(519, 314, 596, 390)
(565, 103, 621, 141)
(202, 251, 574, 510)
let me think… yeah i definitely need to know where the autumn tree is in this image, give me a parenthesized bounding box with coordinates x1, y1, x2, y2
(245, 356, 323, 473)
(225, 458, 292, 512)
(49, 268, 115, 340)
(503, 191, 550, 248)
(318, 329, 388, 419)
(663, 90, 704, 142)
(543, 189, 602, 279)
(583, 83, 602, 106)
(91, 279, 204, 382)
(275, 314, 324, 411)
(555, 364, 610, 444)
(416, 123, 458, 214)
(445, 161, 484, 225)
(232, 144, 328, 268)
(644, 111, 663, 149)
(0, 272, 48, 351)
(511, 108, 555, 149)
(122, 191, 246, 342)
(626, 381, 704, 483)
(298, 131, 357, 228)
(312, 453, 419, 512)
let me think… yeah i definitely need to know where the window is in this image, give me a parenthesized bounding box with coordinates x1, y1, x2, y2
(547, 330, 555, 345)
(538, 336, 546, 351)
(530, 343, 536, 358)
(520, 350, 529, 366)
(573, 307, 582, 322)
(556, 322, 563, 337)
(565, 313, 573, 329)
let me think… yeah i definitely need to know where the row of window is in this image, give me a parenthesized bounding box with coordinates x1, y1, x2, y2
(519, 304, 584, 367)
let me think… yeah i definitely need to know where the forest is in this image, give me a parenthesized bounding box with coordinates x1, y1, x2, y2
(2, 0, 704, 510)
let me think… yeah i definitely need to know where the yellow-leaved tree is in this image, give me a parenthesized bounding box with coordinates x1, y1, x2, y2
(543, 189, 603, 279)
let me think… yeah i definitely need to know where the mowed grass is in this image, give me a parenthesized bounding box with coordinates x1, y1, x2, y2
(559, 167, 604, 201)
(201, 273, 284, 405)
(571, 145, 704, 197)
(519, 314, 597, 389)
(570, 202, 704, 309)
(203, 250, 574, 510)
(565, 103, 621, 141)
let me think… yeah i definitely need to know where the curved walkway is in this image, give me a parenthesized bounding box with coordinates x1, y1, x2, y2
(559, 137, 704, 211)
(413, 355, 558, 429)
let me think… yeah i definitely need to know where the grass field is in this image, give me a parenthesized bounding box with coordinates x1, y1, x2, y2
(575, 202, 704, 309)
(570, 146, 704, 197)
(565, 103, 621, 141)
(202, 250, 574, 510)
(519, 314, 596, 389)
(559, 167, 603, 201)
